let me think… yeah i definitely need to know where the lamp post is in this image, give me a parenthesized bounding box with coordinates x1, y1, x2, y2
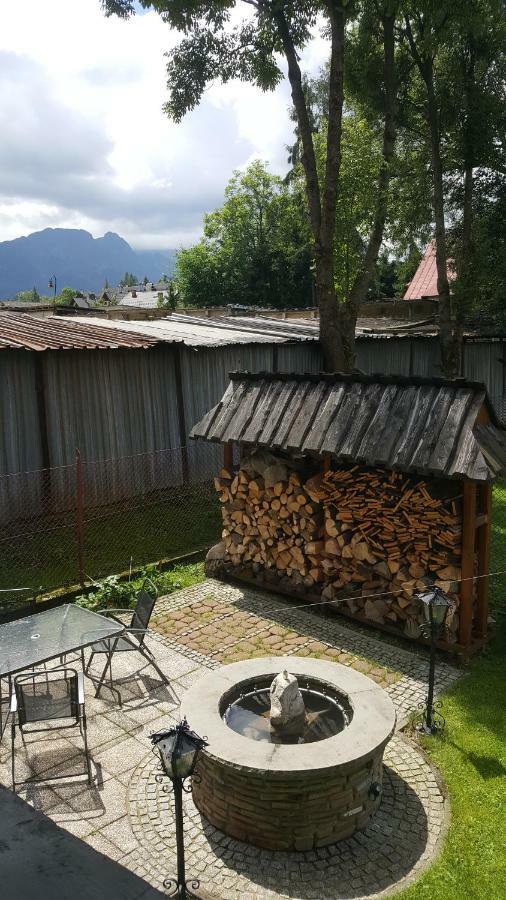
(150, 718, 208, 899)
(416, 585, 452, 734)
(48, 276, 57, 299)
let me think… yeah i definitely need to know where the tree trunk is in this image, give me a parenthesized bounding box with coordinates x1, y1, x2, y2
(457, 45, 477, 337)
(275, 5, 347, 372)
(425, 69, 461, 378)
(456, 161, 474, 342)
(315, 249, 346, 370)
(404, 16, 461, 378)
(346, 9, 398, 369)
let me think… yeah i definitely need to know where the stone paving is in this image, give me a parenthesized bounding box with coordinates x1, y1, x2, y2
(152, 579, 462, 727)
(0, 579, 462, 900)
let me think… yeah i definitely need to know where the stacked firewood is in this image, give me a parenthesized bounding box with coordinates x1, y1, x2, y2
(215, 457, 321, 582)
(214, 454, 463, 640)
(309, 467, 462, 637)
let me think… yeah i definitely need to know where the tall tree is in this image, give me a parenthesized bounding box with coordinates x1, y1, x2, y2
(401, 3, 459, 376)
(342, 1, 398, 363)
(443, 2, 506, 327)
(102, 0, 354, 371)
(400, 0, 505, 376)
(175, 161, 312, 308)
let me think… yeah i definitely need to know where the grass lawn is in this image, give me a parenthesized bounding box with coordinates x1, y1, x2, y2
(397, 482, 506, 900)
(0, 484, 220, 609)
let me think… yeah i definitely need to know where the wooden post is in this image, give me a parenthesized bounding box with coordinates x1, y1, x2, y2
(75, 448, 85, 587)
(34, 352, 52, 513)
(475, 482, 492, 639)
(459, 480, 477, 648)
(173, 347, 189, 484)
(223, 441, 233, 473)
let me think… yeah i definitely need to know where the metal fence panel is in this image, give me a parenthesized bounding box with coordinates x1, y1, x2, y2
(463, 340, 505, 421)
(0, 351, 44, 522)
(356, 338, 411, 375)
(42, 348, 182, 505)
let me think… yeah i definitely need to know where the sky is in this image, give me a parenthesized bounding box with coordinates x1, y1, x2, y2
(0, 1, 329, 251)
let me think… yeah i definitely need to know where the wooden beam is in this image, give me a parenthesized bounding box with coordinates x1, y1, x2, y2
(475, 482, 492, 639)
(173, 346, 189, 483)
(34, 351, 52, 513)
(223, 441, 233, 472)
(459, 480, 477, 647)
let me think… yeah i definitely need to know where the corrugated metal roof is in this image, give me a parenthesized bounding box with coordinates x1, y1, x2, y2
(0, 313, 158, 350)
(2, 310, 502, 352)
(68, 313, 319, 348)
(190, 372, 506, 481)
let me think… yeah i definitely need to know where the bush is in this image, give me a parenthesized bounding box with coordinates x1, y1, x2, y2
(75, 562, 204, 612)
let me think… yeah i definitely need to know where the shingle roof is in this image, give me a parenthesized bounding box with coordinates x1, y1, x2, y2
(190, 372, 506, 482)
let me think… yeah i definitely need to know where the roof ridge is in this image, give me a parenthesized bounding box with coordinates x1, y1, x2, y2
(228, 370, 489, 393)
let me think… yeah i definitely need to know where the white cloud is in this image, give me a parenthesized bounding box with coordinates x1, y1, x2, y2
(0, 1, 329, 249)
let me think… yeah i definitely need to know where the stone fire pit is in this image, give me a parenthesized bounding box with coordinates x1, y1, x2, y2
(181, 656, 396, 851)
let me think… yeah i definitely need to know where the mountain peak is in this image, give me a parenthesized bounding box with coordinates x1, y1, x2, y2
(0, 228, 176, 299)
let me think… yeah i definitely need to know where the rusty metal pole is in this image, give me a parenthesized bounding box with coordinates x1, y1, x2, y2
(75, 448, 85, 587)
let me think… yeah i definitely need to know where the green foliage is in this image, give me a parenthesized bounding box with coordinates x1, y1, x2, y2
(451, 173, 506, 323)
(75, 561, 205, 612)
(366, 253, 399, 300)
(157, 282, 178, 309)
(310, 115, 382, 302)
(55, 286, 78, 305)
(120, 272, 138, 287)
(14, 287, 40, 303)
(175, 160, 313, 308)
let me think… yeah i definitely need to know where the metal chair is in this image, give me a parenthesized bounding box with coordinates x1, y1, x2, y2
(10, 667, 92, 791)
(84, 587, 170, 702)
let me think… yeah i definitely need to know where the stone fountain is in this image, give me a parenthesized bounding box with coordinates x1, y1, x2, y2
(181, 657, 396, 851)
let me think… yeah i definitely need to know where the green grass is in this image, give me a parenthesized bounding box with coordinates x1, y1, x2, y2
(0, 485, 220, 610)
(397, 482, 506, 900)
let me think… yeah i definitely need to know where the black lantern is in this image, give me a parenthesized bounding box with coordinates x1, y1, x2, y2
(150, 719, 208, 899)
(416, 585, 452, 734)
(48, 275, 57, 298)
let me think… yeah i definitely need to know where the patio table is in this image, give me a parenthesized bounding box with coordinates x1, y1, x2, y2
(0, 604, 124, 738)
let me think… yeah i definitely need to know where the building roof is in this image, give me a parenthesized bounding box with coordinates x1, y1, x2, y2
(403, 241, 439, 300)
(0, 312, 319, 351)
(119, 290, 164, 308)
(1, 310, 501, 352)
(403, 241, 456, 301)
(0, 313, 158, 350)
(190, 372, 506, 482)
(68, 313, 319, 348)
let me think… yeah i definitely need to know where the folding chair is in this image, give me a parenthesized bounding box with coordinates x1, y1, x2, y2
(85, 587, 169, 702)
(10, 667, 92, 791)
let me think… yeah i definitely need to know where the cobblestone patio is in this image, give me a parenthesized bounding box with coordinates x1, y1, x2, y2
(0, 579, 462, 899)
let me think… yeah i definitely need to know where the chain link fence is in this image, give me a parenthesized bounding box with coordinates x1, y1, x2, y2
(0, 444, 222, 613)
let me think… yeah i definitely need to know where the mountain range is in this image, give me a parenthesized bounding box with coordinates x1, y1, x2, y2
(0, 228, 177, 299)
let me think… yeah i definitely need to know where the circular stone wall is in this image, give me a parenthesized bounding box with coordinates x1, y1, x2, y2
(181, 656, 396, 852)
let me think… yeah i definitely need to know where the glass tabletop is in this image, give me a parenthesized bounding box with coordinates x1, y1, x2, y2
(0, 604, 124, 678)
